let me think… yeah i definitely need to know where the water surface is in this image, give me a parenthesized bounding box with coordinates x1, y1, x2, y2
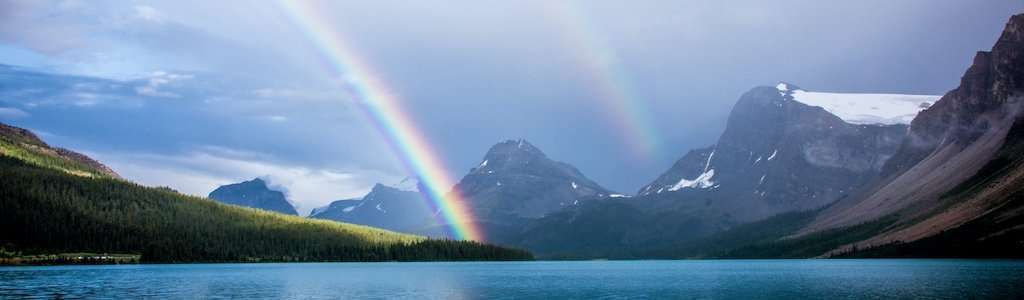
(2, 260, 1023, 299)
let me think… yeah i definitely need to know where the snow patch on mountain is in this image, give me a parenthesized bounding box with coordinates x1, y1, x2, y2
(776, 83, 790, 96)
(778, 84, 939, 125)
(666, 148, 718, 191)
(669, 169, 716, 190)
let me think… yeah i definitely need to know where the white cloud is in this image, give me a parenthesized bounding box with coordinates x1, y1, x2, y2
(93, 147, 405, 216)
(135, 71, 193, 97)
(0, 107, 29, 119)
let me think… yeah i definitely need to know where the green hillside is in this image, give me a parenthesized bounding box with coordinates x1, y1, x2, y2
(0, 124, 531, 264)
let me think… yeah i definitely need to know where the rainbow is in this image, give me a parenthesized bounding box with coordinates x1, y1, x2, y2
(541, 1, 661, 158)
(277, 1, 483, 241)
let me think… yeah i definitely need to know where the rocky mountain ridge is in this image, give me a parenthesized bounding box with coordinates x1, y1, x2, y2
(208, 178, 298, 215)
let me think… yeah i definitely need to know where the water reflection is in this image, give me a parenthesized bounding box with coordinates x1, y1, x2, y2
(1, 260, 1023, 299)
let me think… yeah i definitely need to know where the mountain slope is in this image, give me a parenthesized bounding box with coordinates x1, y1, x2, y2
(310, 183, 438, 235)
(209, 178, 298, 215)
(0, 122, 532, 263)
(453, 139, 614, 223)
(650, 13, 1024, 259)
(798, 13, 1024, 255)
(0, 122, 119, 178)
(638, 83, 929, 224)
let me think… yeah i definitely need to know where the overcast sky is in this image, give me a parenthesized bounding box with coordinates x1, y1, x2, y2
(1, 0, 1021, 215)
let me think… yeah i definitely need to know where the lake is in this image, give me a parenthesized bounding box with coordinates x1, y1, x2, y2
(2, 260, 1023, 299)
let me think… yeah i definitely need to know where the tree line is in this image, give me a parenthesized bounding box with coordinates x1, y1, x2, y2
(0, 155, 532, 263)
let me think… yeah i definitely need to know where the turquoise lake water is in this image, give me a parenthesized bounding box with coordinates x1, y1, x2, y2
(1, 260, 1023, 299)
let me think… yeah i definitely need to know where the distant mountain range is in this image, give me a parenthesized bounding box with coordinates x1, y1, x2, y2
(301, 14, 1024, 259)
(0, 122, 532, 263)
(6, 13, 1021, 263)
(309, 183, 437, 234)
(302, 139, 618, 240)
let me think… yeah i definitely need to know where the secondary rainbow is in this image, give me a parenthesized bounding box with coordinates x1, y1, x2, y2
(542, 1, 662, 158)
(277, 1, 483, 241)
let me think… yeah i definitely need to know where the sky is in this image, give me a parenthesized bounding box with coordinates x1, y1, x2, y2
(0, 0, 1021, 215)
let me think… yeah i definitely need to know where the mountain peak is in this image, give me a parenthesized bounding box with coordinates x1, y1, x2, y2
(453, 139, 613, 220)
(1002, 13, 1023, 43)
(483, 139, 545, 160)
(774, 82, 802, 94)
(209, 178, 298, 215)
(370, 182, 408, 194)
(391, 176, 422, 192)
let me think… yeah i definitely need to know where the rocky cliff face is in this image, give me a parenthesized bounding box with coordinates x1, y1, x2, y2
(208, 178, 298, 215)
(452, 139, 613, 223)
(638, 84, 916, 222)
(309, 183, 438, 234)
(503, 84, 935, 257)
(804, 14, 1024, 252)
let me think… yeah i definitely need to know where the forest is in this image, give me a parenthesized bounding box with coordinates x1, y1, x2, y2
(0, 154, 532, 264)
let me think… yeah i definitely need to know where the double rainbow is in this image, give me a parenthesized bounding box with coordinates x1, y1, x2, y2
(542, 1, 661, 158)
(277, 1, 483, 241)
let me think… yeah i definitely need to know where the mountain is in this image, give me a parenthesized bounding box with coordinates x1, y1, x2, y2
(208, 178, 298, 215)
(0, 122, 533, 263)
(322, 140, 616, 241)
(637, 83, 933, 224)
(504, 84, 936, 258)
(310, 182, 438, 234)
(791, 13, 1024, 256)
(454, 139, 614, 223)
(0, 122, 119, 178)
(626, 13, 1024, 259)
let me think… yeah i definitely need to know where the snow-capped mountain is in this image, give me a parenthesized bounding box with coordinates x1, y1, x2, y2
(512, 14, 1024, 259)
(780, 83, 939, 125)
(796, 14, 1024, 255)
(507, 82, 939, 257)
(309, 183, 438, 235)
(637, 83, 927, 222)
(452, 139, 614, 223)
(208, 178, 298, 215)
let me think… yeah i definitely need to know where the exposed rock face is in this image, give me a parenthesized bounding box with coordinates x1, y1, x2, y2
(208, 178, 298, 215)
(309, 183, 437, 234)
(453, 139, 613, 223)
(503, 84, 928, 257)
(638, 84, 910, 222)
(806, 14, 1024, 245)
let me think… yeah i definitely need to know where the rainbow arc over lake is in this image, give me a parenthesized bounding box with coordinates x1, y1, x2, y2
(278, 1, 482, 241)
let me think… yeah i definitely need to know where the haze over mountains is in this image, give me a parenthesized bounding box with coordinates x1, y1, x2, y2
(214, 14, 1024, 259)
(3, 7, 1022, 262)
